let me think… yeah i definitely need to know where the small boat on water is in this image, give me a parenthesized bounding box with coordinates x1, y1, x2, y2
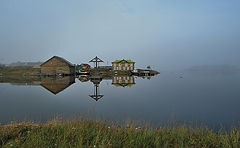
(131, 69, 160, 76)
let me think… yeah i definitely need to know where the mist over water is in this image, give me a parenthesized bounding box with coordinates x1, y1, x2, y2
(0, 0, 240, 70)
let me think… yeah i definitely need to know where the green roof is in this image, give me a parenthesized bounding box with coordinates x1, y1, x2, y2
(112, 59, 135, 63)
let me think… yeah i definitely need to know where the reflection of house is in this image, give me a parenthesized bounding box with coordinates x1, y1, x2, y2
(112, 60, 135, 71)
(112, 76, 135, 87)
(40, 56, 75, 76)
(40, 76, 75, 94)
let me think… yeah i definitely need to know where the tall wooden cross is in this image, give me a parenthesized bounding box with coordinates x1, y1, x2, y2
(89, 56, 104, 68)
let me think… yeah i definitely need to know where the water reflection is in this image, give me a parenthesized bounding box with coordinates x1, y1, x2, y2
(40, 76, 75, 95)
(0, 73, 157, 101)
(112, 76, 135, 87)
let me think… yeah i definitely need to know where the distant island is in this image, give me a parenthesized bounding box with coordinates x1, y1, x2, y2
(0, 56, 159, 77)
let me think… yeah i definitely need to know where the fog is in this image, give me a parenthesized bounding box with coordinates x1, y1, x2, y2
(0, 0, 240, 70)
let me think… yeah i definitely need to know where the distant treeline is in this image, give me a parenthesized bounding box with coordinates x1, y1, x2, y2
(1, 61, 43, 67)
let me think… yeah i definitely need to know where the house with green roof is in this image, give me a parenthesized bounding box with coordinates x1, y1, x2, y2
(112, 59, 135, 71)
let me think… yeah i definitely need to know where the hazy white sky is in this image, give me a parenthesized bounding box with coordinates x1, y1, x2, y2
(0, 0, 239, 70)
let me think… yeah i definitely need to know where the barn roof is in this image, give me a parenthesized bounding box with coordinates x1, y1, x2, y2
(40, 56, 75, 67)
(112, 59, 135, 63)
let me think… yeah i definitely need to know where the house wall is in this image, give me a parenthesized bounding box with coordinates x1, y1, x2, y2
(112, 62, 134, 71)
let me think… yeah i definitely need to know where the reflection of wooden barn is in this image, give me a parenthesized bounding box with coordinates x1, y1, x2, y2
(112, 60, 135, 71)
(40, 56, 75, 76)
(112, 76, 135, 87)
(40, 76, 75, 94)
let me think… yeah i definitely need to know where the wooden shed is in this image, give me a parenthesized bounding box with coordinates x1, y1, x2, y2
(40, 56, 75, 76)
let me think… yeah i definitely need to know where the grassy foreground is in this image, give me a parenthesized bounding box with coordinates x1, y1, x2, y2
(0, 119, 239, 148)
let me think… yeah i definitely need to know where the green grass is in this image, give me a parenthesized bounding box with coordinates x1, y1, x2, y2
(0, 66, 40, 76)
(0, 119, 239, 147)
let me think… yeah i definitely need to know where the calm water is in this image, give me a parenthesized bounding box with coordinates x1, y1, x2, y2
(1, 71, 240, 129)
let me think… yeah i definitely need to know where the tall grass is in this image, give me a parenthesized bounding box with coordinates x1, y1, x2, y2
(0, 119, 239, 147)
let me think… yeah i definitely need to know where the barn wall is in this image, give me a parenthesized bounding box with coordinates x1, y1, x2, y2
(41, 57, 75, 75)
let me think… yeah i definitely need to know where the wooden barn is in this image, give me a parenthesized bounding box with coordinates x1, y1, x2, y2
(40, 76, 75, 95)
(40, 56, 75, 76)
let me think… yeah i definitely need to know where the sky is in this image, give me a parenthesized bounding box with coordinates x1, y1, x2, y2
(0, 0, 239, 70)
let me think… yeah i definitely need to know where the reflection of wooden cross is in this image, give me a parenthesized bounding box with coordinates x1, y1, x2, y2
(89, 83, 104, 101)
(89, 56, 104, 68)
(89, 76, 104, 101)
